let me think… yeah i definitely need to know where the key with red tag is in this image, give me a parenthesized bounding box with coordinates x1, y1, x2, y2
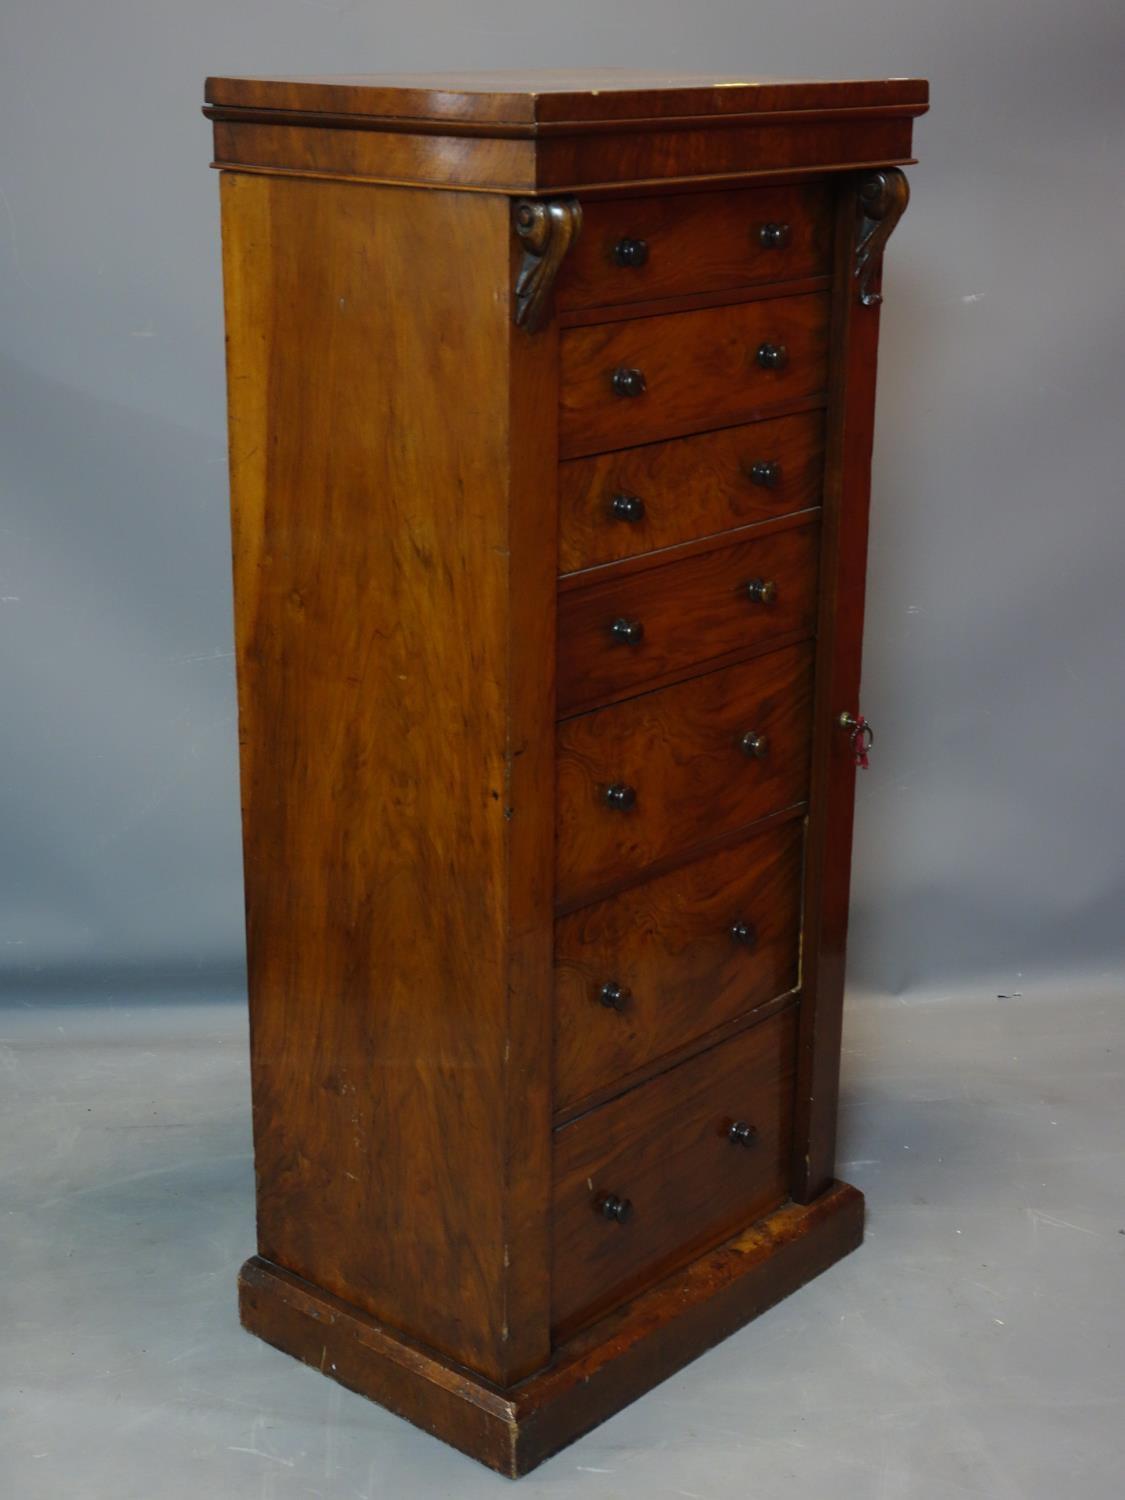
(838, 712, 874, 769)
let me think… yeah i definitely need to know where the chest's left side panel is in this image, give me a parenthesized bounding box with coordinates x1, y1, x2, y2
(219, 173, 558, 1386)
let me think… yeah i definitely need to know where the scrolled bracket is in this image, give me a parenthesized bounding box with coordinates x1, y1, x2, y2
(512, 198, 583, 333)
(854, 169, 910, 307)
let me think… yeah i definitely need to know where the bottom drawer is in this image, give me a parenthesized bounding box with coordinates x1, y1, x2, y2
(551, 1007, 797, 1338)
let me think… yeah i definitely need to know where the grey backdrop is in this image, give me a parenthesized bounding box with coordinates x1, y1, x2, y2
(3, 1, 1124, 1004)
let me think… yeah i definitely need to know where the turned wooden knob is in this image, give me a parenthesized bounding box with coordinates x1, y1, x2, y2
(758, 222, 791, 249)
(597, 1193, 633, 1223)
(603, 783, 637, 811)
(598, 980, 631, 1012)
(730, 919, 758, 947)
(610, 616, 645, 645)
(612, 237, 649, 267)
(610, 493, 646, 523)
(612, 367, 647, 398)
(745, 577, 777, 605)
(739, 730, 769, 759)
(756, 342, 789, 370)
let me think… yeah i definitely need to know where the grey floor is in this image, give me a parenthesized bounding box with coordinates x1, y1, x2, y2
(2, 981, 1123, 1499)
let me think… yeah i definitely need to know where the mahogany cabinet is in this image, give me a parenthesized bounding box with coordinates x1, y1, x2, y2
(204, 69, 927, 1477)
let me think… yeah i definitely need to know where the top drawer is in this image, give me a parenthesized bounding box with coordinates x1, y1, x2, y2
(557, 185, 834, 313)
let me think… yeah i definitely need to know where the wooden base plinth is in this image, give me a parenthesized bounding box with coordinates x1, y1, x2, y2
(239, 1181, 864, 1478)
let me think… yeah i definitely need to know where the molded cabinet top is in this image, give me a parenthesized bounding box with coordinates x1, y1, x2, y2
(203, 70, 928, 193)
(204, 70, 928, 131)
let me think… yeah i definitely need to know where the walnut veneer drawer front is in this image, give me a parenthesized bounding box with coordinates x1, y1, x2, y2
(559, 410, 825, 575)
(556, 184, 833, 312)
(557, 520, 818, 716)
(559, 292, 830, 458)
(555, 819, 804, 1111)
(556, 643, 813, 909)
(551, 1006, 797, 1337)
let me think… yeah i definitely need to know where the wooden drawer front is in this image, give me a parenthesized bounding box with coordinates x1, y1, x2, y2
(559, 292, 829, 459)
(557, 185, 833, 313)
(557, 521, 818, 717)
(559, 411, 825, 575)
(556, 644, 813, 909)
(555, 820, 804, 1112)
(551, 1007, 797, 1337)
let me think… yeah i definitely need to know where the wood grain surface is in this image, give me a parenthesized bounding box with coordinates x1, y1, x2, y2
(558, 183, 832, 311)
(556, 644, 814, 908)
(551, 1006, 797, 1337)
(205, 72, 928, 127)
(557, 519, 819, 715)
(221, 172, 556, 1385)
(238, 1182, 864, 1476)
(559, 410, 825, 574)
(559, 292, 830, 457)
(793, 176, 889, 1203)
(554, 819, 804, 1111)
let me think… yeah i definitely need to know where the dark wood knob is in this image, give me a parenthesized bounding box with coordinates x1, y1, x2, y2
(603, 783, 637, 811)
(598, 980, 631, 1012)
(749, 459, 781, 489)
(758, 222, 791, 249)
(597, 1193, 633, 1224)
(756, 342, 789, 370)
(612, 367, 647, 398)
(739, 730, 769, 759)
(728, 1121, 758, 1146)
(730, 919, 757, 947)
(612, 237, 649, 268)
(610, 616, 645, 645)
(745, 577, 777, 604)
(610, 493, 646, 523)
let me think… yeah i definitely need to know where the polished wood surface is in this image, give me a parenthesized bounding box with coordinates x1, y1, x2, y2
(208, 118, 920, 194)
(559, 410, 825, 574)
(209, 120, 537, 191)
(555, 819, 804, 1111)
(536, 119, 917, 194)
(206, 71, 928, 127)
(792, 175, 888, 1203)
(557, 519, 819, 715)
(211, 66, 924, 1476)
(221, 172, 555, 1386)
(551, 1006, 797, 1337)
(556, 644, 814, 908)
(205, 73, 927, 195)
(558, 184, 832, 311)
(240, 1182, 864, 1477)
(559, 292, 830, 457)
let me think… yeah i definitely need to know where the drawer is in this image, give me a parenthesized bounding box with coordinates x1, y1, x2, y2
(551, 1006, 797, 1337)
(557, 184, 833, 312)
(555, 819, 804, 1112)
(557, 520, 818, 717)
(556, 644, 813, 909)
(559, 292, 829, 458)
(559, 410, 825, 574)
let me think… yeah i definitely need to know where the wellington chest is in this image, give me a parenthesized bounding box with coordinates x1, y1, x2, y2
(204, 69, 927, 1477)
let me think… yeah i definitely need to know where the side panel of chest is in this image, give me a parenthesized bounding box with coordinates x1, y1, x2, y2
(221, 174, 557, 1386)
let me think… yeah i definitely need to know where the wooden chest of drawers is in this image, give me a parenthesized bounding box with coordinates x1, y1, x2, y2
(205, 68, 927, 1477)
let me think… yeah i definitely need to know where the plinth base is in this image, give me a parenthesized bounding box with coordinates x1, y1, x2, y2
(239, 1180, 864, 1478)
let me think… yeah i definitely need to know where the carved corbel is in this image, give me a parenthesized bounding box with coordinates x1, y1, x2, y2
(512, 198, 583, 332)
(854, 169, 910, 307)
